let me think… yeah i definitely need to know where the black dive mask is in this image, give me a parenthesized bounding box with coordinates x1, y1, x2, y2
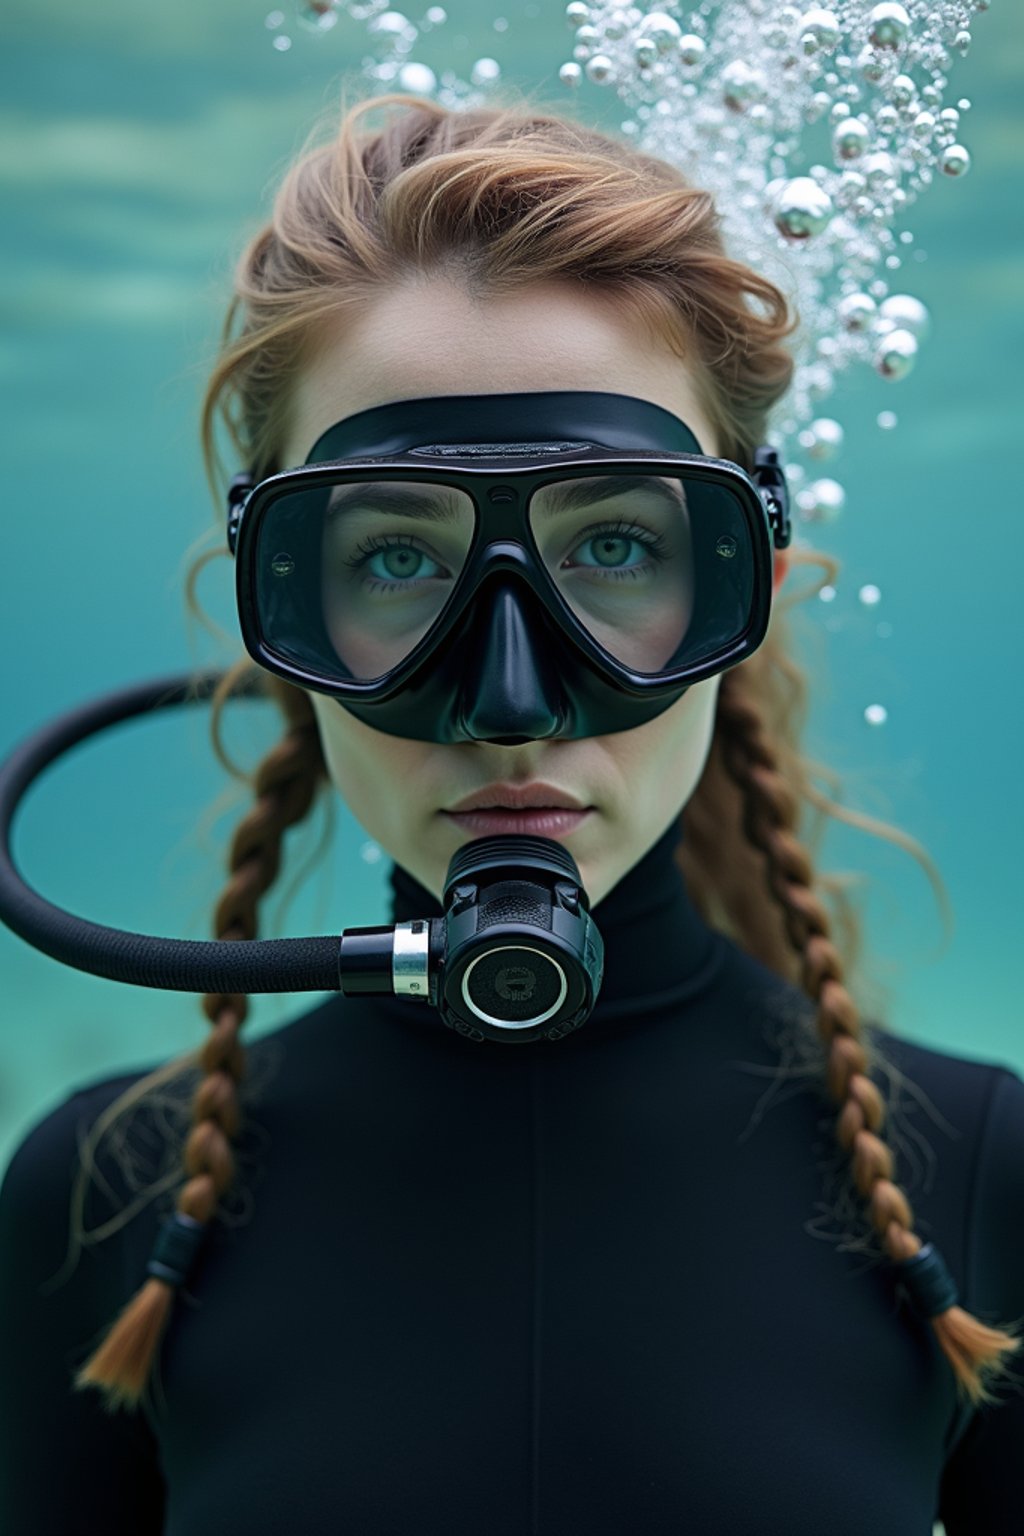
(227, 392, 790, 744)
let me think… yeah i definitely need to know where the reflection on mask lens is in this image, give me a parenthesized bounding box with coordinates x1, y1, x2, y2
(529, 474, 694, 673)
(320, 481, 476, 681)
(255, 481, 475, 682)
(253, 472, 752, 683)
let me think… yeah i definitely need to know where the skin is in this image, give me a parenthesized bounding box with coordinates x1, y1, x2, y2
(278, 276, 788, 909)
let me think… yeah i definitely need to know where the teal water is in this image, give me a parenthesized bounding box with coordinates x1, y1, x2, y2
(1, 0, 1022, 1181)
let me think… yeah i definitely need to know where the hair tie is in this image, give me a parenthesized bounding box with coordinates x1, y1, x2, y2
(146, 1212, 207, 1289)
(898, 1241, 959, 1320)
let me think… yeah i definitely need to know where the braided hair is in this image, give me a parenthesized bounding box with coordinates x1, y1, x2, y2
(64, 91, 1021, 1418)
(711, 668, 1021, 1401)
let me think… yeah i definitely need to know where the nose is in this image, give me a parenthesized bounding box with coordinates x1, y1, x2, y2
(454, 580, 568, 744)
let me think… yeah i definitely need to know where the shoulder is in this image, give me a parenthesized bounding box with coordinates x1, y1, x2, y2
(2, 1025, 290, 1214)
(0, 1062, 171, 1407)
(916, 1046, 1024, 1514)
(1, 1062, 160, 1204)
(869, 1027, 1023, 1212)
(0, 1060, 168, 1280)
(0, 1026, 291, 1296)
(869, 1024, 1019, 1113)
(869, 1027, 1023, 1323)
(0, 1068, 173, 1529)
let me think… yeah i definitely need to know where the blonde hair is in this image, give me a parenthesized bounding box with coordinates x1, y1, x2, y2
(56, 89, 1020, 1419)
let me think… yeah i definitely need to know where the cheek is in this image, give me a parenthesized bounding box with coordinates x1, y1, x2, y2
(606, 677, 719, 802)
(666, 677, 720, 781)
(669, 676, 719, 758)
(309, 696, 428, 824)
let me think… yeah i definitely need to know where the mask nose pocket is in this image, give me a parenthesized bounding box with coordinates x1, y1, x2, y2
(455, 579, 567, 743)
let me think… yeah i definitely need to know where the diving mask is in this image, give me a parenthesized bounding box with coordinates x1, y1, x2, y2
(228, 391, 790, 744)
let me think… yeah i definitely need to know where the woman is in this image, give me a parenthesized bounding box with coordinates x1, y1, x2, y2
(1, 93, 1021, 1535)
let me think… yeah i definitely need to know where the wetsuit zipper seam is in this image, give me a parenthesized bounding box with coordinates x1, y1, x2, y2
(531, 1057, 543, 1536)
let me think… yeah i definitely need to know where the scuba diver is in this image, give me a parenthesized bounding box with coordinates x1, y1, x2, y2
(0, 92, 1021, 1536)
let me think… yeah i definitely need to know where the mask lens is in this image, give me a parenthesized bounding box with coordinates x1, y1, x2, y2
(528, 472, 754, 674)
(252, 467, 757, 686)
(255, 480, 475, 682)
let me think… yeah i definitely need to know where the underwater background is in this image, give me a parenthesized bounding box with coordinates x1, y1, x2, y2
(1, 0, 1022, 1193)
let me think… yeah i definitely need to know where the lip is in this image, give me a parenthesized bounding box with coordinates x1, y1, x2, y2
(442, 808, 593, 837)
(446, 781, 589, 814)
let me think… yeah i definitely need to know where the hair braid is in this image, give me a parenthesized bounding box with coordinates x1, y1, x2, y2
(714, 663, 1023, 1410)
(72, 670, 324, 1414)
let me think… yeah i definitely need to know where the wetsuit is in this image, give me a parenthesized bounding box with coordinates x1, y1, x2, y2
(1, 820, 1021, 1534)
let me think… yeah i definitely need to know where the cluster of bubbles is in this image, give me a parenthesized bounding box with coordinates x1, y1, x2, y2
(554, 0, 987, 535)
(266, 2, 509, 100)
(268, 0, 991, 723)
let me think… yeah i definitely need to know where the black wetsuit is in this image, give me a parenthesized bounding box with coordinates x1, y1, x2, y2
(1, 820, 1021, 1535)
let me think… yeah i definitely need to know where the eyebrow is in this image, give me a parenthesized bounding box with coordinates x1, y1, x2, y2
(325, 474, 686, 523)
(326, 484, 467, 524)
(533, 475, 686, 517)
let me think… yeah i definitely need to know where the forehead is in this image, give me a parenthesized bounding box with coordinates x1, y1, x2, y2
(284, 277, 718, 463)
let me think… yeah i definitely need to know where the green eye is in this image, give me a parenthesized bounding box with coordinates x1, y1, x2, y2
(370, 546, 437, 582)
(574, 532, 651, 571)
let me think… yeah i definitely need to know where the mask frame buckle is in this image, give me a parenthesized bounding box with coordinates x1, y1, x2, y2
(753, 446, 792, 550)
(227, 473, 255, 556)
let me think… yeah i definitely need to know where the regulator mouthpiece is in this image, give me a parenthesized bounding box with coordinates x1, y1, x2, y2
(339, 835, 604, 1044)
(440, 835, 605, 1043)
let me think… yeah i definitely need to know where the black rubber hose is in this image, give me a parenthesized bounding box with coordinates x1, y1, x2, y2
(0, 670, 341, 993)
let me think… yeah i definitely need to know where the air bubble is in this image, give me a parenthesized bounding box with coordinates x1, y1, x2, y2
(797, 478, 845, 521)
(585, 53, 614, 83)
(397, 61, 437, 93)
(470, 56, 501, 85)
